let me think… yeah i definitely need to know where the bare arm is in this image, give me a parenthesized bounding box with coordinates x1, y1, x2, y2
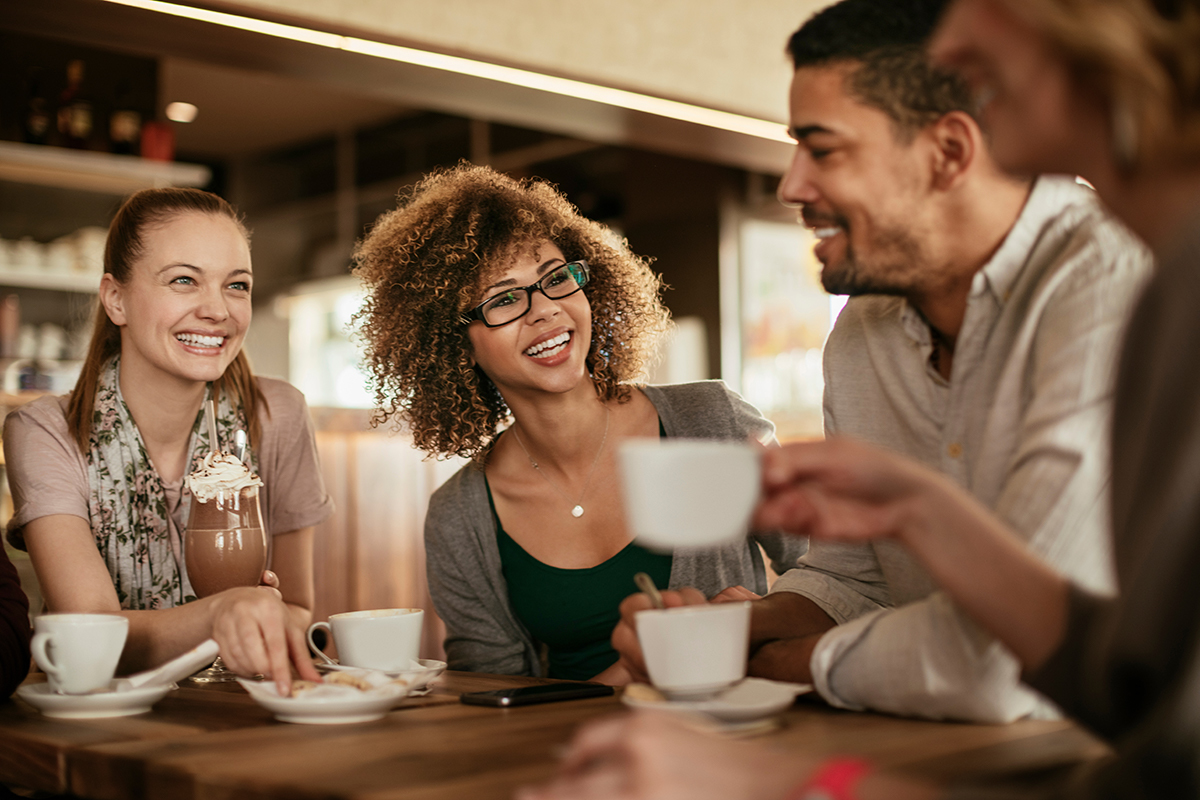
(25, 514, 318, 694)
(894, 477, 1069, 671)
(745, 592, 835, 683)
(754, 439, 1069, 672)
(270, 527, 314, 630)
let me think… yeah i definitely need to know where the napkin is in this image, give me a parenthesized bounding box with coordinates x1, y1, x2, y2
(113, 639, 220, 692)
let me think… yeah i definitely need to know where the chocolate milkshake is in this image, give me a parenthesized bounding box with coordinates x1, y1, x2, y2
(184, 453, 267, 598)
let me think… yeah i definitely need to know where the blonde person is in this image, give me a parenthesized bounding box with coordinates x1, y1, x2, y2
(523, 0, 1200, 798)
(353, 164, 803, 683)
(4, 188, 332, 694)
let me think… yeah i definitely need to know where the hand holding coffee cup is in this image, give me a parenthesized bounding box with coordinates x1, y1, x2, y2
(31, 613, 129, 694)
(307, 608, 424, 672)
(617, 439, 761, 550)
(634, 601, 752, 699)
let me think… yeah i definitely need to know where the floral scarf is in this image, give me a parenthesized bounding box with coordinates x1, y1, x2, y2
(85, 356, 253, 610)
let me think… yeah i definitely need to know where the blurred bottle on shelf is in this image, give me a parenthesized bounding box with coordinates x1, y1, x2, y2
(140, 119, 175, 162)
(23, 68, 52, 146)
(56, 59, 94, 149)
(109, 81, 142, 156)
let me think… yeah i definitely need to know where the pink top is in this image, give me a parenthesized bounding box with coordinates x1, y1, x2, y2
(4, 378, 333, 561)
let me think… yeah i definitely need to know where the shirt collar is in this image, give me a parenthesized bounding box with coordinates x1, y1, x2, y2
(894, 175, 1095, 345)
(975, 174, 1096, 304)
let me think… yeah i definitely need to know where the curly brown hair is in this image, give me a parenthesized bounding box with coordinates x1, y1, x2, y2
(353, 163, 670, 461)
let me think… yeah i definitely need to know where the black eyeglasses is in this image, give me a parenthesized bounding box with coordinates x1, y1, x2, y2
(460, 260, 590, 327)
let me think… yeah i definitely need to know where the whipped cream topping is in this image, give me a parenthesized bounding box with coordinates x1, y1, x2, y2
(187, 451, 263, 509)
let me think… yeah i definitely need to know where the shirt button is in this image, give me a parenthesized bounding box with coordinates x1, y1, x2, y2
(947, 442, 963, 459)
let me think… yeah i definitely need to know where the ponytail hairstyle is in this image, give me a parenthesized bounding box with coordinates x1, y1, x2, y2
(66, 187, 267, 453)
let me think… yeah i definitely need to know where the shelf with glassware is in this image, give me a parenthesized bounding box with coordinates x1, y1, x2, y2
(0, 240, 98, 397)
(0, 139, 211, 399)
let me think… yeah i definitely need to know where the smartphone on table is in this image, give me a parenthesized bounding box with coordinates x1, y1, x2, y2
(460, 682, 615, 707)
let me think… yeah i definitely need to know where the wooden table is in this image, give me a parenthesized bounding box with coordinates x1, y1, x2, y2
(0, 672, 1110, 799)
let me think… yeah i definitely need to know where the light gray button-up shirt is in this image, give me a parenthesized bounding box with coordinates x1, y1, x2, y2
(771, 175, 1153, 722)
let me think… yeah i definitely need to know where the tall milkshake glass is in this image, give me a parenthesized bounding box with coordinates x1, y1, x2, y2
(184, 451, 267, 683)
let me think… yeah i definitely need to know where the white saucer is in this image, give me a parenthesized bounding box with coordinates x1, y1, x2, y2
(16, 681, 175, 719)
(621, 678, 811, 723)
(317, 659, 446, 694)
(238, 673, 411, 724)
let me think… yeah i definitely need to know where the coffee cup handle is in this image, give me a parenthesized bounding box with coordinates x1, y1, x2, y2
(306, 621, 337, 666)
(31, 631, 62, 682)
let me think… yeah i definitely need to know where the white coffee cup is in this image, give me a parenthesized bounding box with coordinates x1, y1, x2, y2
(31, 613, 129, 695)
(636, 601, 751, 699)
(618, 439, 761, 550)
(307, 608, 424, 672)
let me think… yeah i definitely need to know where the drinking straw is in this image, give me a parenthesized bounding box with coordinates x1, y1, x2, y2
(205, 396, 219, 453)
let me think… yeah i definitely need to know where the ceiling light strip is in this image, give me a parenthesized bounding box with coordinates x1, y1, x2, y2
(101, 0, 790, 144)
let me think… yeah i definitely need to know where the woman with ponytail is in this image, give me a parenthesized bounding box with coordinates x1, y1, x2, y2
(4, 187, 332, 693)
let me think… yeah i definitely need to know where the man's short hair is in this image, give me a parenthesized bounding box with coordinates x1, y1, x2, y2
(787, 0, 974, 138)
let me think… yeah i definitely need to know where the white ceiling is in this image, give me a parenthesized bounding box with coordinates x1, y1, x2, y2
(4, 0, 794, 173)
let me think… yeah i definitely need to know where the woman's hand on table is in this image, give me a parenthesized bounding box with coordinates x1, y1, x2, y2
(710, 586, 762, 603)
(516, 711, 815, 800)
(208, 584, 320, 695)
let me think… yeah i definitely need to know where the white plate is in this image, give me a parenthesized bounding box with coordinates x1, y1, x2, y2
(621, 678, 811, 722)
(16, 681, 175, 719)
(317, 659, 446, 694)
(238, 672, 411, 724)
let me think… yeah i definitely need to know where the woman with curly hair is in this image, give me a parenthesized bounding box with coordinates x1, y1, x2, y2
(354, 163, 803, 682)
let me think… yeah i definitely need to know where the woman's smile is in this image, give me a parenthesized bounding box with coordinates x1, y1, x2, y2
(468, 242, 592, 398)
(175, 331, 229, 353)
(524, 330, 573, 361)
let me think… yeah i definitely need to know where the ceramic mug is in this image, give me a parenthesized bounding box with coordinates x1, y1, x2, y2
(635, 601, 751, 699)
(307, 608, 424, 672)
(617, 439, 761, 550)
(31, 613, 129, 694)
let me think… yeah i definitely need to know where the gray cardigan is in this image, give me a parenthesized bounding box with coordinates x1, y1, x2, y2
(424, 381, 806, 676)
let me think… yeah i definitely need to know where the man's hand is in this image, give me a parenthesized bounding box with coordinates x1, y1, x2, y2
(753, 438, 927, 542)
(611, 588, 706, 684)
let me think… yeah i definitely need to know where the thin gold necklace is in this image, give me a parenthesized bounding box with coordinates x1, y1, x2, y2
(510, 405, 611, 518)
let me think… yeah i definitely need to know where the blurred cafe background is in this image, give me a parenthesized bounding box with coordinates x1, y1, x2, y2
(0, 0, 835, 658)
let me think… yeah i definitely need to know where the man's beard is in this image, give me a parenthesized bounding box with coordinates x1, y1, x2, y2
(818, 225, 926, 298)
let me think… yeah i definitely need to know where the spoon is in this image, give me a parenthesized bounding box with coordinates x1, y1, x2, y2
(233, 429, 249, 465)
(634, 572, 665, 610)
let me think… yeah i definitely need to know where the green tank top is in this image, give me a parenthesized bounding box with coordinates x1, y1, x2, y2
(488, 485, 673, 681)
